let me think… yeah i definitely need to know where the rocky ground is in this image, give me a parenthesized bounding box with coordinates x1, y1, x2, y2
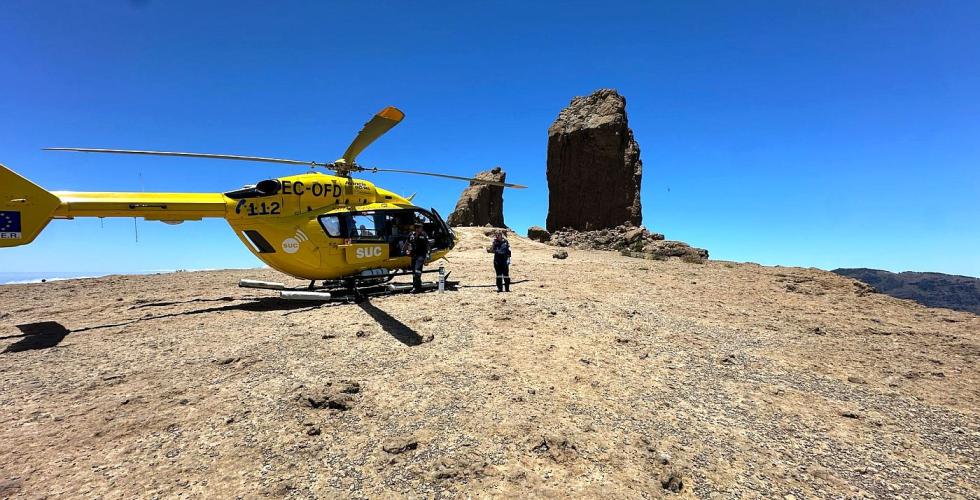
(1, 227, 977, 498)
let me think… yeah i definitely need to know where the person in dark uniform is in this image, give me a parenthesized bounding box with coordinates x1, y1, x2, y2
(407, 222, 430, 292)
(491, 231, 511, 292)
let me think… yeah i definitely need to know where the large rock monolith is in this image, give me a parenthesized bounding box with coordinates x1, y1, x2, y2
(447, 167, 506, 227)
(546, 89, 642, 232)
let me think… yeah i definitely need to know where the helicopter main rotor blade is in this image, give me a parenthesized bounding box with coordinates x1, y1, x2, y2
(340, 106, 405, 165)
(44, 148, 323, 167)
(364, 168, 527, 189)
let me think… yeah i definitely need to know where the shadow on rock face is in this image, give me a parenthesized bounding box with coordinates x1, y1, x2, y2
(3, 321, 70, 353)
(357, 300, 422, 347)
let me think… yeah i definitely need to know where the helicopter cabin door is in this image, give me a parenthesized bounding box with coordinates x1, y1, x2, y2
(430, 208, 455, 250)
(342, 211, 389, 266)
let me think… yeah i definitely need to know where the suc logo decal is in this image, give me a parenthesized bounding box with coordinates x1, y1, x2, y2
(355, 246, 382, 259)
(281, 237, 300, 254)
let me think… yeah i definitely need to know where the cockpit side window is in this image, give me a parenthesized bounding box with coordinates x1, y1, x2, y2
(350, 214, 378, 239)
(347, 212, 387, 241)
(318, 215, 343, 237)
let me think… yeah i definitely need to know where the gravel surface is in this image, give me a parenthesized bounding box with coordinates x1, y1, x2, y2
(1, 228, 977, 498)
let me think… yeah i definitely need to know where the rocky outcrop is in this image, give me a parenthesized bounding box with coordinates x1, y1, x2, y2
(447, 167, 506, 227)
(544, 90, 706, 263)
(550, 224, 708, 263)
(526, 226, 551, 243)
(546, 89, 642, 232)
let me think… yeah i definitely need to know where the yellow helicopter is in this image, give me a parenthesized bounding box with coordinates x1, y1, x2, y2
(0, 106, 525, 300)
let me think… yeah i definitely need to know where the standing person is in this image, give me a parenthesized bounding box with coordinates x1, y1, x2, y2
(407, 222, 430, 292)
(492, 231, 511, 292)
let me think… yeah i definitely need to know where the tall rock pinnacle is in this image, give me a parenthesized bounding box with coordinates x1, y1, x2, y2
(546, 89, 643, 232)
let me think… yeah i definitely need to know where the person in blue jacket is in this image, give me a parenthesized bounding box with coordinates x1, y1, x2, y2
(491, 230, 512, 292)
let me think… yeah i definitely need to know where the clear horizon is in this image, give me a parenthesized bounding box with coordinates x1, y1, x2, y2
(2, 1, 978, 277)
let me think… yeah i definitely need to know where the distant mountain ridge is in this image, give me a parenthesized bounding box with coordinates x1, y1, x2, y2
(832, 268, 980, 315)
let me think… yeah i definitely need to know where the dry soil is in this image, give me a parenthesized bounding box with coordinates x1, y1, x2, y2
(1, 228, 977, 498)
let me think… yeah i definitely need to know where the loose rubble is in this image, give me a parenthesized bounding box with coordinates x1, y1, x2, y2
(549, 224, 708, 263)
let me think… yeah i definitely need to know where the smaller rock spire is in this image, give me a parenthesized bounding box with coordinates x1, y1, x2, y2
(446, 167, 507, 227)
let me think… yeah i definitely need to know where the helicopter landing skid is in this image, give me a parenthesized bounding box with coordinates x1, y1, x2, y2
(238, 267, 453, 303)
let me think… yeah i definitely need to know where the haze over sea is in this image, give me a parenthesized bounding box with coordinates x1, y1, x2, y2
(0, 268, 260, 285)
(0, 272, 105, 285)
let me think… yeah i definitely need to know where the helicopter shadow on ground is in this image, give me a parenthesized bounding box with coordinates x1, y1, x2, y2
(143, 297, 329, 315)
(158, 296, 425, 346)
(357, 299, 423, 346)
(1, 297, 414, 350)
(1, 298, 337, 348)
(1, 321, 71, 353)
(103, 297, 331, 327)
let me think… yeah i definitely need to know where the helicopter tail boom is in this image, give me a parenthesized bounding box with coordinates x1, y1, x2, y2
(51, 191, 227, 220)
(0, 164, 228, 248)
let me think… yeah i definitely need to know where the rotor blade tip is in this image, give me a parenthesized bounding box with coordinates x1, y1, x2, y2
(378, 106, 405, 121)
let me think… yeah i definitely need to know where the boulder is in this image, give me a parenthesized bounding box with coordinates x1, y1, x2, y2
(546, 89, 642, 232)
(382, 437, 419, 454)
(624, 227, 645, 243)
(527, 226, 551, 243)
(447, 167, 507, 227)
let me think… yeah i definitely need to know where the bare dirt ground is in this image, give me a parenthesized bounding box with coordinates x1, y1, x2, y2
(1, 227, 977, 498)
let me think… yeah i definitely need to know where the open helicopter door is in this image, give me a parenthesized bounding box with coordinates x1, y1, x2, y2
(430, 208, 455, 250)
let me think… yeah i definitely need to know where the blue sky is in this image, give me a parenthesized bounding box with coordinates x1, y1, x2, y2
(1, 1, 978, 277)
